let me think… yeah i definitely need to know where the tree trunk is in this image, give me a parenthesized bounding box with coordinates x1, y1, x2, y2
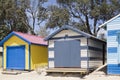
(85, 14, 92, 35)
(93, 18, 97, 36)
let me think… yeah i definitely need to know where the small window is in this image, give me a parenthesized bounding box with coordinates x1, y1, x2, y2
(64, 34, 68, 39)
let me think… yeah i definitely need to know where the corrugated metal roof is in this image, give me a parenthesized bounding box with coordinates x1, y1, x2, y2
(0, 31, 47, 46)
(14, 31, 47, 45)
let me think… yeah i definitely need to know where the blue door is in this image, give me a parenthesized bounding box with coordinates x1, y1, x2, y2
(54, 40, 80, 67)
(7, 46, 25, 70)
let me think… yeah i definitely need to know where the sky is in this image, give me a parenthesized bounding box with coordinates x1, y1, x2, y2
(44, 0, 57, 7)
(28, 0, 106, 37)
(27, 0, 57, 34)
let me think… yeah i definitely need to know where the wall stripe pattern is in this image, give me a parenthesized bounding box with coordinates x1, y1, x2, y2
(47, 28, 105, 69)
(88, 39, 103, 68)
(107, 16, 120, 74)
(48, 37, 88, 68)
(48, 37, 104, 68)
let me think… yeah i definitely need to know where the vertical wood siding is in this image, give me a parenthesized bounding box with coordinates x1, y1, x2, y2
(30, 44, 48, 70)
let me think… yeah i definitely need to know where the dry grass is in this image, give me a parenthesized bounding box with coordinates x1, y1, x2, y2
(35, 64, 47, 74)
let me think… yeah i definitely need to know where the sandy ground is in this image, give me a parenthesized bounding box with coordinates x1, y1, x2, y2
(1, 68, 120, 80)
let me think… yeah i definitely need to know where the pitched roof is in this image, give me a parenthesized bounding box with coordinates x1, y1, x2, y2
(0, 31, 47, 46)
(98, 14, 120, 28)
(45, 25, 105, 42)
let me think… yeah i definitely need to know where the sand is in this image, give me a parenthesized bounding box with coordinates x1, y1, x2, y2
(0, 68, 120, 80)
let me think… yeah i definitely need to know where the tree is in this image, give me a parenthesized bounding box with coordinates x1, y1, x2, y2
(46, 0, 120, 36)
(0, 0, 30, 40)
(46, 5, 70, 28)
(36, 26, 49, 37)
(26, 0, 48, 33)
(0, 0, 48, 40)
(0, 25, 10, 40)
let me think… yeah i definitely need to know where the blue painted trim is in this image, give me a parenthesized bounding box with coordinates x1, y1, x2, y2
(49, 57, 102, 62)
(2, 46, 3, 68)
(108, 47, 117, 53)
(31, 43, 47, 46)
(49, 58, 54, 61)
(29, 45, 31, 70)
(48, 46, 88, 51)
(6, 46, 7, 69)
(89, 57, 103, 60)
(108, 30, 120, 36)
(107, 64, 120, 74)
(87, 38, 89, 70)
(0, 32, 31, 46)
(49, 35, 84, 40)
(88, 46, 103, 52)
(14, 33, 31, 44)
(45, 25, 102, 41)
(81, 46, 88, 50)
(91, 37, 106, 43)
(48, 48, 54, 51)
(49, 46, 103, 52)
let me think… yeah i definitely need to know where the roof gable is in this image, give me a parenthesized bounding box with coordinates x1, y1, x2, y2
(98, 14, 120, 28)
(0, 31, 47, 46)
(45, 25, 96, 41)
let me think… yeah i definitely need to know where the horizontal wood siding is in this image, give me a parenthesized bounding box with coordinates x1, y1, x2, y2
(49, 51, 54, 58)
(107, 16, 120, 74)
(48, 40, 54, 48)
(48, 29, 90, 68)
(88, 39, 104, 68)
(107, 16, 120, 30)
(108, 64, 120, 74)
(81, 61, 87, 68)
(88, 39, 103, 49)
(88, 50, 102, 58)
(53, 30, 80, 38)
(81, 50, 87, 57)
(89, 61, 103, 68)
(49, 61, 54, 68)
(48, 38, 88, 68)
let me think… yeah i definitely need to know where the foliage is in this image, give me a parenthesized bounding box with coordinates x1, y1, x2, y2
(26, 0, 48, 32)
(0, 0, 30, 40)
(0, 0, 120, 41)
(0, 0, 48, 40)
(36, 26, 49, 37)
(46, 5, 70, 28)
(0, 25, 10, 40)
(49, 0, 120, 36)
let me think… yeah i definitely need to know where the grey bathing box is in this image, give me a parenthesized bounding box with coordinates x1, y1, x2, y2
(45, 26, 106, 69)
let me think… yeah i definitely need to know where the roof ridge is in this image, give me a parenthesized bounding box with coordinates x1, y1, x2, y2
(98, 13, 120, 28)
(13, 31, 44, 38)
